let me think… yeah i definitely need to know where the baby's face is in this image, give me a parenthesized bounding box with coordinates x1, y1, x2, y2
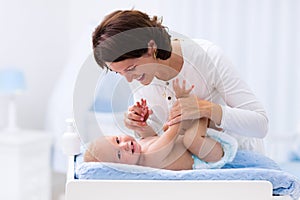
(96, 134, 142, 165)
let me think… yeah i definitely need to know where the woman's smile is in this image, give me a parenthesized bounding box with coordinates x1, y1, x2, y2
(136, 73, 145, 82)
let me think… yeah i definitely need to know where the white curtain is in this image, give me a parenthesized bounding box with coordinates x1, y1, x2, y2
(158, 0, 300, 136)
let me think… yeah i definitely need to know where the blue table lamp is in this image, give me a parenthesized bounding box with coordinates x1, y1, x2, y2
(0, 69, 26, 132)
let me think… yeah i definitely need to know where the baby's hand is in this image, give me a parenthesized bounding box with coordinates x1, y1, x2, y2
(172, 78, 194, 99)
(136, 98, 152, 122)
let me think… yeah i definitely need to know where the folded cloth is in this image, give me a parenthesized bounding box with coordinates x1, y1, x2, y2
(222, 150, 281, 169)
(76, 150, 300, 199)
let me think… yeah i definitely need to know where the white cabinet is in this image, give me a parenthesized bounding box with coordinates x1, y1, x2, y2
(0, 130, 52, 200)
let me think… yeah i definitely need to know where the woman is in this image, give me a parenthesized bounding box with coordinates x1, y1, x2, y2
(92, 9, 268, 154)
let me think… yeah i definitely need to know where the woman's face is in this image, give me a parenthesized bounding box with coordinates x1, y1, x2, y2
(95, 134, 142, 165)
(107, 54, 158, 85)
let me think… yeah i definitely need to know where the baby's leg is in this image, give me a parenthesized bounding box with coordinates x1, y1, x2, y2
(183, 118, 224, 162)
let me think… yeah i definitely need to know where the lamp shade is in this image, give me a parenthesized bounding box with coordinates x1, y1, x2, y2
(0, 69, 26, 94)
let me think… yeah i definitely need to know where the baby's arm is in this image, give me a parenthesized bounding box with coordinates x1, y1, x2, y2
(135, 97, 185, 161)
(146, 121, 184, 162)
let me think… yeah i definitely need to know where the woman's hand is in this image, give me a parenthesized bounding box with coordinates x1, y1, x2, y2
(124, 99, 153, 133)
(167, 95, 213, 126)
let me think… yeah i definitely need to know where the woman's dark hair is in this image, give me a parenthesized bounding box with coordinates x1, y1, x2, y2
(92, 10, 172, 69)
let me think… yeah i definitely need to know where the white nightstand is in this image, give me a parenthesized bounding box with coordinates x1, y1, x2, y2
(0, 130, 52, 200)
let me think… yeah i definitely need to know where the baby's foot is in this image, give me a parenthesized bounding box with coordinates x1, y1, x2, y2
(136, 98, 152, 122)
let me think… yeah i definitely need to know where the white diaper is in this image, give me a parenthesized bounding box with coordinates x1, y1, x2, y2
(192, 129, 238, 169)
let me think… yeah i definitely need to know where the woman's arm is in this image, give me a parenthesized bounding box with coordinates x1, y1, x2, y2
(168, 42, 268, 138)
(169, 97, 222, 128)
(206, 45, 268, 138)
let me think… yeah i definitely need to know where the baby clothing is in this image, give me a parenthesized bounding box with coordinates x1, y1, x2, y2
(192, 129, 238, 169)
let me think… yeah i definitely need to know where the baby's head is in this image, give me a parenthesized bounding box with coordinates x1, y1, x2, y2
(84, 134, 142, 165)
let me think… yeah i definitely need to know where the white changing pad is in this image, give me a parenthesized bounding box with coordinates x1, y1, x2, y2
(75, 150, 300, 199)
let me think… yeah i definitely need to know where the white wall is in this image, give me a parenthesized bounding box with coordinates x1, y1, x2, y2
(0, 0, 163, 130)
(0, 0, 69, 129)
(0, 0, 299, 168)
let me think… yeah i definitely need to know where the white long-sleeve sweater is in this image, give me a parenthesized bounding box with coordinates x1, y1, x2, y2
(131, 39, 268, 153)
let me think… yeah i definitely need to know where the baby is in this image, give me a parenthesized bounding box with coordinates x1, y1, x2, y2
(84, 79, 237, 170)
